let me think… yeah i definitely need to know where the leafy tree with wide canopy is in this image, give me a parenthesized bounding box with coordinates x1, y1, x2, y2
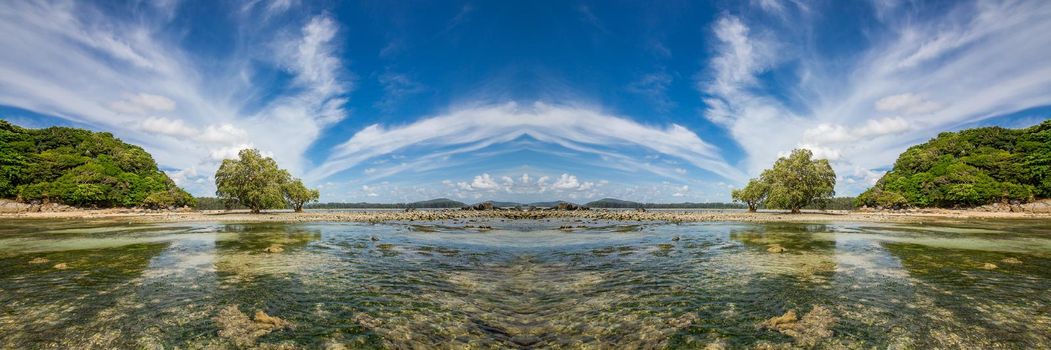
(732, 178, 769, 212)
(732, 149, 836, 214)
(214, 149, 320, 213)
(282, 178, 319, 212)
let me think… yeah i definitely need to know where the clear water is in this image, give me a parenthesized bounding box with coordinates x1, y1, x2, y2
(1, 218, 1049, 348)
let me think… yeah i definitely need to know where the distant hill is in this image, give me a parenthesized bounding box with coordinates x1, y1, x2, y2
(488, 201, 524, 208)
(306, 198, 466, 209)
(528, 201, 574, 207)
(586, 198, 745, 209)
(0, 119, 194, 208)
(858, 120, 1050, 208)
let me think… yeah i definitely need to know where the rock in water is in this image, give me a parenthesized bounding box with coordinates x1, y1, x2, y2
(254, 310, 292, 328)
(354, 313, 382, 329)
(980, 262, 998, 270)
(28, 257, 49, 264)
(264, 244, 284, 253)
(52, 263, 68, 270)
(766, 244, 787, 253)
(214, 305, 293, 348)
(668, 313, 698, 329)
(1001, 257, 1022, 265)
(758, 305, 837, 347)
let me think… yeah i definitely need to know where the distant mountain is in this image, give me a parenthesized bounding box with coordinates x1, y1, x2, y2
(587, 198, 745, 209)
(484, 201, 523, 208)
(412, 198, 467, 208)
(528, 200, 576, 207)
(586, 198, 641, 208)
(307, 198, 466, 209)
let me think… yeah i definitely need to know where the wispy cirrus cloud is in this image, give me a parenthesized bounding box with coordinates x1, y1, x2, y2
(0, 1, 350, 195)
(310, 102, 742, 183)
(701, 0, 1051, 194)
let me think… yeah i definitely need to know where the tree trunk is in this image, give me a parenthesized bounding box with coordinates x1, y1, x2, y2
(748, 203, 757, 212)
(294, 205, 303, 213)
(251, 208, 261, 214)
(790, 208, 801, 214)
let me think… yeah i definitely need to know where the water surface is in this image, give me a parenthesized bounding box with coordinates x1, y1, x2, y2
(1, 218, 1049, 348)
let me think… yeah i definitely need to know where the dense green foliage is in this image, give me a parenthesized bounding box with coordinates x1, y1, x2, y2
(0, 120, 193, 208)
(803, 197, 856, 211)
(282, 179, 320, 212)
(214, 149, 320, 213)
(858, 120, 1051, 208)
(731, 179, 769, 212)
(762, 149, 836, 212)
(194, 197, 247, 210)
(731, 149, 836, 213)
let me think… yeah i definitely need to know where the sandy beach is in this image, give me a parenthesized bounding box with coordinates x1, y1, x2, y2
(3, 207, 1049, 224)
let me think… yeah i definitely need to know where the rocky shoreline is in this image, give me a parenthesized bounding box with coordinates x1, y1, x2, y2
(3, 206, 1050, 224)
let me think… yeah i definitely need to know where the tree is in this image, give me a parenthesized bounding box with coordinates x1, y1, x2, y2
(857, 120, 1050, 208)
(760, 149, 836, 213)
(0, 119, 193, 208)
(282, 178, 319, 212)
(732, 178, 768, 212)
(214, 149, 290, 213)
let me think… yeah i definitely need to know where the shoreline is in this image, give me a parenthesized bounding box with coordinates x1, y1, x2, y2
(3, 208, 1049, 224)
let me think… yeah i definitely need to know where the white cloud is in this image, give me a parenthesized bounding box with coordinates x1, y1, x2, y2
(470, 173, 500, 191)
(699, 2, 1051, 195)
(112, 93, 177, 114)
(311, 102, 740, 182)
(0, 2, 351, 195)
(139, 117, 195, 137)
(551, 173, 581, 190)
(200, 124, 250, 145)
(874, 93, 941, 114)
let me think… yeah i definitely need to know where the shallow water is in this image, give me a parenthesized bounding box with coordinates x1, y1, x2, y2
(1, 218, 1049, 349)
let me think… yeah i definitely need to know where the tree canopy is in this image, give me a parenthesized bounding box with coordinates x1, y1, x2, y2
(731, 178, 768, 212)
(282, 179, 319, 212)
(0, 119, 194, 208)
(214, 149, 319, 213)
(857, 120, 1051, 208)
(732, 149, 836, 213)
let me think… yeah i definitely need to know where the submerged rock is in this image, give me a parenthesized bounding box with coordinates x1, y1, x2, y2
(980, 263, 998, 270)
(758, 305, 837, 347)
(668, 313, 698, 329)
(354, 313, 382, 329)
(766, 244, 787, 253)
(1001, 257, 1022, 265)
(52, 263, 68, 270)
(214, 305, 293, 348)
(28, 257, 49, 264)
(263, 244, 284, 253)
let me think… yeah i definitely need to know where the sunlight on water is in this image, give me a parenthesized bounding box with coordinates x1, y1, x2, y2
(0, 219, 1049, 348)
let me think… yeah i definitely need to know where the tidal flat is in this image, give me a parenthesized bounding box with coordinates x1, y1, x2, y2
(1, 218, 1049, 349)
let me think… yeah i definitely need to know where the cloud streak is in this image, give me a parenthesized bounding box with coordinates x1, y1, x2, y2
(0, 1, 350, 194)
(700, 1, 1051, 194)
(311, 102, 741, 182)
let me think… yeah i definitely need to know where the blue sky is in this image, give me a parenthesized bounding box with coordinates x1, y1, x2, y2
(1, 0, 1049, 203)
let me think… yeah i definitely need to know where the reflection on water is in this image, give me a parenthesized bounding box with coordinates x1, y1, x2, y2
(1, 219, 1049, 348)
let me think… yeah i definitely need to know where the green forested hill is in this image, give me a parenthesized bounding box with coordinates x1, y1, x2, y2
(858, 120, 1051, 208)
(0, 120, 194, 208)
